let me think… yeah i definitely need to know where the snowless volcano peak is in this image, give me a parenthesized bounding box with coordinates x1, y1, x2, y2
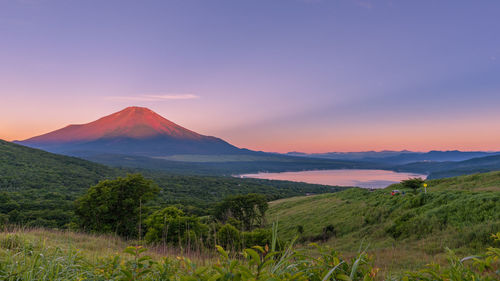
(23, 106, 204, 143)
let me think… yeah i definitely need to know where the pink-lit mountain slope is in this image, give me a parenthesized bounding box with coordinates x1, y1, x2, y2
(18, 107, 245, 156)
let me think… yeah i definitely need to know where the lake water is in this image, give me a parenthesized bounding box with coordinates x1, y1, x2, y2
(239, 169, 427, 189)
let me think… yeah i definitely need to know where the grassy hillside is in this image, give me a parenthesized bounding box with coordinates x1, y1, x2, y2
(267, 171, 500, 274)
(0, 139, 119, 190)
(0, 140, 121, 228)
(1, 227, 498, 280)
(0, 227, 374, 280)
(0, 140, 343, 227)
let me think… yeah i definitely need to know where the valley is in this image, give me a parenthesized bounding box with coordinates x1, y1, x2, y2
(2, 107, 499, 280)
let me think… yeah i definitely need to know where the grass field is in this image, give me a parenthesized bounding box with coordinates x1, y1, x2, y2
(0, 227, 380, 280)
(266, 171, 500, 276)
(1, 171, 499, 279)
(1, 227, 498, 280)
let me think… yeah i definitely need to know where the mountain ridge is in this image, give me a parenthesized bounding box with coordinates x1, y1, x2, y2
(17, 107, 244, 156)
(287, 150, 500, 164)
(21, 106, 205, 143)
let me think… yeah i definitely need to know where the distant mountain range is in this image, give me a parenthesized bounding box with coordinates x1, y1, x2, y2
(17, 107, 247, 156)
(394, 154, 500, 179)
(13, 106, 500, 178)
(286, 150, 500, 164)
(286, 150, 500, 179)
(15, 107, 377, 175)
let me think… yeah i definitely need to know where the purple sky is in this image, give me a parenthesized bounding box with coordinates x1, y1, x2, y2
(1, 0, 499, 152)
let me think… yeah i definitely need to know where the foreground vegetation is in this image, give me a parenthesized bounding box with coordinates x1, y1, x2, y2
(2, 140, 500, 278)
(0, 227, 498, 280)
(1, 172, 498, 279)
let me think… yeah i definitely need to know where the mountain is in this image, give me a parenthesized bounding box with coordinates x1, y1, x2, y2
(292, 150, 500, 164)
(16, 107, 387, 174)
(380, 150, 500, 164)
(17, 107, 245, 156)
(395, 154, 500, 179)
(18, 106, 499, 178)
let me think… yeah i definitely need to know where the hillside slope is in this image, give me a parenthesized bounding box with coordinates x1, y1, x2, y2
(0, 139, 343, 227)
(0, 139, 121, 228)
(0, 139, 118, 191)
(268, 171, 500, 272)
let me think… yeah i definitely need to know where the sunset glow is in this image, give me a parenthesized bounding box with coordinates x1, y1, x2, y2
(1, 0, 499, 153)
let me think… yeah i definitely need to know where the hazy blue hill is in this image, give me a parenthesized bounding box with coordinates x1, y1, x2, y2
(396, 154, 500, 179)
(287, 150, 500, 179)
(381, 150, 500, 164)
(295, 150, 500, 164)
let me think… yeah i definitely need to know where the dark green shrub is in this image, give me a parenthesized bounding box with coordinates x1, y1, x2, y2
(242, 228, 272, 248)
(301, 224, 337, 243)
(214, 194, 268, 230)
(296, 225, 304, 235)
(408, 192, 429, 208)
(74, 174, 159, 238)
(144, 206, 207, 246)
(217, 224, 240, 250)
(0, 213, 8, 226)
(401, 177, 425, 191)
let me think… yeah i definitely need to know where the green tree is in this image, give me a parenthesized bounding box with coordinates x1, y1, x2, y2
(74, 174, 159, 238)
(401, 177, 425, 191)
(144, 206, 207, 246)
(217, 224, 240, 250)
(214, 194, 268, 230)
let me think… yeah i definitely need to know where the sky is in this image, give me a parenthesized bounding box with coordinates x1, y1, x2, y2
(0, 0, 499, 153)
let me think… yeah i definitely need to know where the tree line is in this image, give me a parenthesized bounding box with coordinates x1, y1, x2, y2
(74, 174, 272, 250)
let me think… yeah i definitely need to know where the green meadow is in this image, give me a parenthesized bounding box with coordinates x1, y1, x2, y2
(267, 171, 500, 275)
(1, 171, 499, 280)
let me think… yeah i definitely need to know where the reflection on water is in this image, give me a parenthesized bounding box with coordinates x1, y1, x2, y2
(239, 169, 427, 189)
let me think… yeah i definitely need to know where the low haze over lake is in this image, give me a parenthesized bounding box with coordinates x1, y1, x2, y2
(240, 169, 427, 189)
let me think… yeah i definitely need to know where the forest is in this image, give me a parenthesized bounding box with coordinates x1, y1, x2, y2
(0, 140, 344, 228)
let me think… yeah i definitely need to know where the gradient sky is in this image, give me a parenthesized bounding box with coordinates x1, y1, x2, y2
(1, 0, 499, 153)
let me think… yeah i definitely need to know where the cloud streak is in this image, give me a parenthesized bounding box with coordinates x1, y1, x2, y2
(105, 94, 199, 102)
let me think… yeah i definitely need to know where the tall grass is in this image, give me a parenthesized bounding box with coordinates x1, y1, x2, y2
(0, 227, 498, 280)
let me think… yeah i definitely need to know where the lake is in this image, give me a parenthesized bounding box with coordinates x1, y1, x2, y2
(239, 169, 427, 189)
